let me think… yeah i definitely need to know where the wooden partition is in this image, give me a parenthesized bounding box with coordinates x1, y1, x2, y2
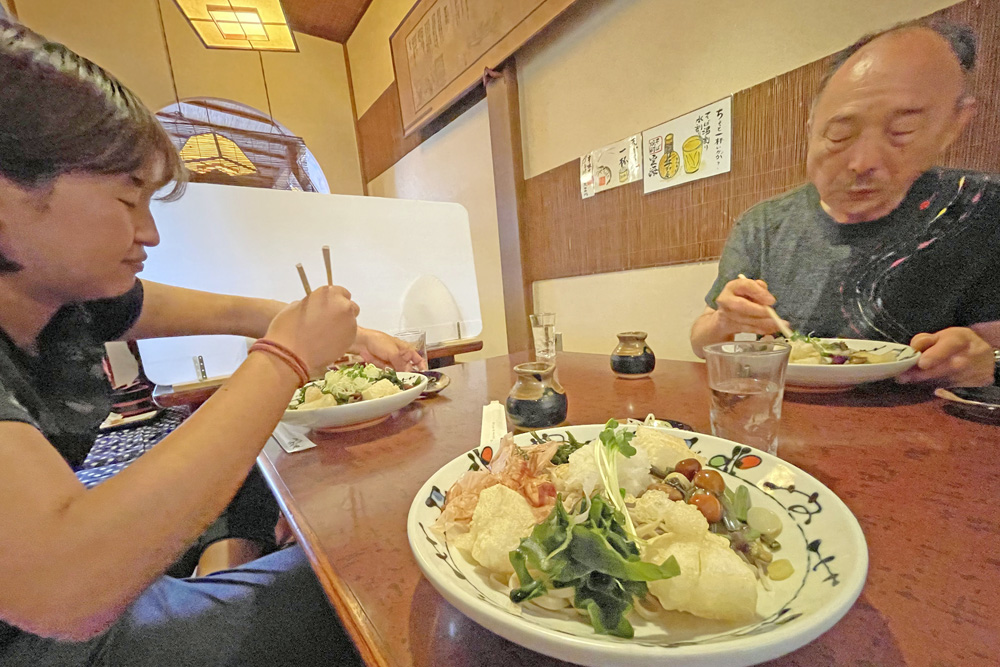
(520, 0, 1000, 284)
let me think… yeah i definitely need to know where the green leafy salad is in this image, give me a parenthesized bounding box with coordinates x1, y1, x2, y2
(434, 419, 791, 637)
(287, 363, 420, 410)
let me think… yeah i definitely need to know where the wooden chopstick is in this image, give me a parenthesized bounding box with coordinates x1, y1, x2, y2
(322, 245, 332, 286)
(934, 388, 985, 406)
(738, 273, 795, 339)
(296, 263, 311, 295)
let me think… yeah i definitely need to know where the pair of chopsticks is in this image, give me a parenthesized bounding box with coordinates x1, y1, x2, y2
(737, 274, 795, 339)
(296, 246, 333, 295)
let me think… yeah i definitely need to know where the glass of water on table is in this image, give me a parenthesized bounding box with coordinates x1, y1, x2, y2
(703, 341, 791, 456)
(530, 313, 557, 363)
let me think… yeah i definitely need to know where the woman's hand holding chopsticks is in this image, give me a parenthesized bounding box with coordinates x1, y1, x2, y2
(292, 248, 426, 373)
(270, 253, 360, 377)
(267, 284, 359, 379)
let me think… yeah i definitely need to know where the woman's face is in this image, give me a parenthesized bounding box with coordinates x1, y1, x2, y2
(0, 159, 162, 303)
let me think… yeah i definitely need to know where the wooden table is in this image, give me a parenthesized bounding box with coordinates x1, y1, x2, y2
(255, 352, 999, 667)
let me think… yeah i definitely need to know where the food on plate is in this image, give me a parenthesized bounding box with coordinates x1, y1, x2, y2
(432, 420, 790, 637)
(287, 363, 420, 410)
(781, 333, 899, 365)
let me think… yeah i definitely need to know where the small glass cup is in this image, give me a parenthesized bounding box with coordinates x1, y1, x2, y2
(703, 341, 791, 456)
(394, 329, 427, 370)
(530, 312, 557, 363)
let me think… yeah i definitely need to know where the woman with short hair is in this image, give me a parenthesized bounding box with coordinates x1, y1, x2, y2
(0, 19, 414, 665)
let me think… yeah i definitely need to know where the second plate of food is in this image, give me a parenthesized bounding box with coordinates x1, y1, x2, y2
(784, 337, 919, 391)
(281, 363, 427, 431)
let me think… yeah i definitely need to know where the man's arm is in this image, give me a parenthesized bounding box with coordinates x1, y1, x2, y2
(690, 278, 785, 358)
(898, 321, 1000, 387)
(690, 207, 789, 356)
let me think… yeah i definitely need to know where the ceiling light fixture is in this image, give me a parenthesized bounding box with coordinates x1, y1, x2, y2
(173, 0, 297, 52)
(179, 132, 258, 175)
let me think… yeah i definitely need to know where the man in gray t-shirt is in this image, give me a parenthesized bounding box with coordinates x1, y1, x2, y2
(691, 21, 999, 387)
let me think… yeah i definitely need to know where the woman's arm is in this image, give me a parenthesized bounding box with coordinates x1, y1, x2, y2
(0, 353, 297, 640)
(126, 280, 425, 370)
(0, 287, 359, 640)
(120, 280, 284, 340)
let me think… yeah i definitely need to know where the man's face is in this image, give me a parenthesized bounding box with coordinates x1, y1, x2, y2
(806, 28, 973, 223)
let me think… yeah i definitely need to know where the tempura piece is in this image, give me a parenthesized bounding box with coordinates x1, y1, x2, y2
(360, 379, 400, 400)
(436, 434, 558, 537)
(634, 426, 707, 470)
(452, 485, 538, 575)
(643, 532, 758, 622)
(631, 490, 709, 538)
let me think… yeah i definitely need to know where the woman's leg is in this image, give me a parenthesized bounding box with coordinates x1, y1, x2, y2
(166, 466, 281, 578)
(2, 547, 362, 667)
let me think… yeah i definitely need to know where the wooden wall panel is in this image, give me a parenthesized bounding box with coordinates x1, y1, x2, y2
(522, 0, 1000, 284)
(356, 80, 486, 183)
(356, 82, 425, 184)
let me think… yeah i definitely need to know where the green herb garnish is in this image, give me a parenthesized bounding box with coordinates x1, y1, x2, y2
(509, 495, 679, 638)
(549, 431, 588, 465)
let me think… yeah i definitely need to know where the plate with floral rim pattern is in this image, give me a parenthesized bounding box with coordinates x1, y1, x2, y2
(407, 424, 867, 667)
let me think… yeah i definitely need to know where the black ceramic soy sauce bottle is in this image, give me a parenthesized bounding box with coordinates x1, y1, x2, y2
(610, 331, 656, 379)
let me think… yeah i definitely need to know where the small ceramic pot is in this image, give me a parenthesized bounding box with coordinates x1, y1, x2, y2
(505, 362, 568, 430)
(611, 331, 656, 379)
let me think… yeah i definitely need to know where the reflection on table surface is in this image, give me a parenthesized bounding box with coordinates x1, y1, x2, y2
(256, 352, 999, 667)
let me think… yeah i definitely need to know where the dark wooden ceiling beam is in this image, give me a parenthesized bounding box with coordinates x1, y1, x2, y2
(281, 0, 375, 43)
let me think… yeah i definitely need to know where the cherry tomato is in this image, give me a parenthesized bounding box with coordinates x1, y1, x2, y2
(673, 458, 702, 481)
(693, 469, 725, 496)
(689, 493, 722, 523)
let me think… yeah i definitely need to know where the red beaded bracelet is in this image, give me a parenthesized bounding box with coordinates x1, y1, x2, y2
(249, 340, 309, 386)
(253, 338, 309, 371)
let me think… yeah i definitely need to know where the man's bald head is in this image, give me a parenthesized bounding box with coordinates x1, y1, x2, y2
(805, 21, 977, 224)
(817, 21, 975, 109)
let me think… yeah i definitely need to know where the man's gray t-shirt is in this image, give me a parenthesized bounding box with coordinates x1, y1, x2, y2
(706, 168, 1000, 342)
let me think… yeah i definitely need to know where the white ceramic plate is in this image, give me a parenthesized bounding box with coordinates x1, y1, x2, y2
(280, 372, 427, 431)
(408, 425, 867, 667)
(785, 338, 919, 390)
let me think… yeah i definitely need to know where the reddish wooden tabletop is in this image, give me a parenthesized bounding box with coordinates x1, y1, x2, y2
(256, 352, 999, 667)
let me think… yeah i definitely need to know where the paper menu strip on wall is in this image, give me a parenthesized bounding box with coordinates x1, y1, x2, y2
(580, 153, 596, 199)
(642, 96, 732, 195)
(580, 134, 642, 199)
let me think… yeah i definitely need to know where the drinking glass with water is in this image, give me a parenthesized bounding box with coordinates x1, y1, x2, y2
(703, 341, 791, 456)
(530, 313, 557, 363)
